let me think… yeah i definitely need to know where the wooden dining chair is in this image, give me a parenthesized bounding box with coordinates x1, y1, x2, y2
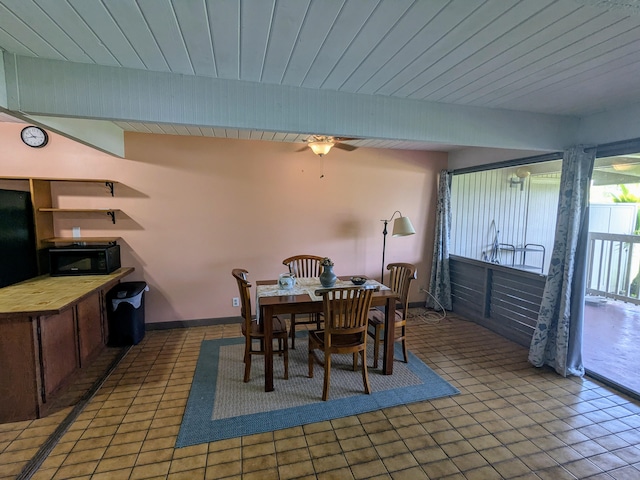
(282, 254, 325, 278)
(308, 286, 378, 401)
(232, 268, 289, 382)
(282, 254, 325, 348)
(368, 262, 416, 368)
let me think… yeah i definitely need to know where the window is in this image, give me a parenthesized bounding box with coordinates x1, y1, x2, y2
(451, 160, 562, 274)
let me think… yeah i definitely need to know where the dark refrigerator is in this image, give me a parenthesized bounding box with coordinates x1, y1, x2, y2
(0, 189, 38, 288)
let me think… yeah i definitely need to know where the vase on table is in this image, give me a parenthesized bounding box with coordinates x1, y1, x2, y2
(319, 265, 337, 288)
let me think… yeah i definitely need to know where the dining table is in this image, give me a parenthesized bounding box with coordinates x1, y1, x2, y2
(256, 276, 398, 392)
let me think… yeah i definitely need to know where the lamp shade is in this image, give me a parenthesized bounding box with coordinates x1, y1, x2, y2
(309, 141, 333, 156)
(392, 215, 415, 237)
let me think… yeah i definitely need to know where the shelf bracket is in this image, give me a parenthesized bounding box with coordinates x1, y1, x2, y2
(107, 210, 116, 224)
(105, 181, 114, 196)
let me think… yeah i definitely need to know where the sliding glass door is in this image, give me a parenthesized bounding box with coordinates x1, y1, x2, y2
(584, 154, 640, 397)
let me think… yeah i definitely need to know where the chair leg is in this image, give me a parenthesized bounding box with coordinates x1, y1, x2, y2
(244, 353, 251, 383)
(401, 338, 408, 363)
(322, 354, 331, 401)
(283, 336, 289, 380)
(361, 350, 371, 394)
(308, 341, 314, 378)
(401, 326, 408, 363)
(373, 324, 382, 369)
(290, 314, 296, 349)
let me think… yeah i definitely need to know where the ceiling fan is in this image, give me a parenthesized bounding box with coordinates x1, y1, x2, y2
(298, 135, 358, 157)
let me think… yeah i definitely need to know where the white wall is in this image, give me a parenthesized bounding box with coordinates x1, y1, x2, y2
(590, 204, 637, 234)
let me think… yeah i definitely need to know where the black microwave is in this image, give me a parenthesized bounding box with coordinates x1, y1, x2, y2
(49, 244, 121, 276)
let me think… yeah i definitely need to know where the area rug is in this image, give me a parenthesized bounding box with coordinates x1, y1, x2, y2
(176, 334, 459, 447)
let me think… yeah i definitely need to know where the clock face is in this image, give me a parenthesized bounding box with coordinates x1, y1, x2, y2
(21, 126, 48, 148)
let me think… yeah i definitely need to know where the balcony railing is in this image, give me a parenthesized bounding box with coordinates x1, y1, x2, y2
(587, 232, 640, 305)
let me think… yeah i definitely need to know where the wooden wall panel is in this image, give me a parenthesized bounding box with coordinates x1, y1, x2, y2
(0, 319, 39, 422)
(39, 308, 78, 400)
(76, 292, 104, 366)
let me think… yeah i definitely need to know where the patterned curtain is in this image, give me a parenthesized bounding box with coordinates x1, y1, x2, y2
(427, 170, 452, 311)
(528, 145, 596, 377)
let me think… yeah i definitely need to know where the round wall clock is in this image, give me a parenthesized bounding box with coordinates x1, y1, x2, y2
(20, 126, 49, 148)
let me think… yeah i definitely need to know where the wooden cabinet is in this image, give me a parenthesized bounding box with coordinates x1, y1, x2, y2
(0, 268, 134, 423)
(0, 307, 83, 422)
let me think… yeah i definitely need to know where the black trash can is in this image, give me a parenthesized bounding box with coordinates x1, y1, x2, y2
(107, 281, 148, 346)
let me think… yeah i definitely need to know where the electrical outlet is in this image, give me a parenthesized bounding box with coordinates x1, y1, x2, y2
(232, 297, 240, 307)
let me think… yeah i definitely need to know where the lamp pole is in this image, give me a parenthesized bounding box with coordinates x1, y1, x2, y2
(381, 219, 389, 284)
(380, 211, 416, 285)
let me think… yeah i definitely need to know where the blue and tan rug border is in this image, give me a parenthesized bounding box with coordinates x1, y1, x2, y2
(176, 336, 459, 447)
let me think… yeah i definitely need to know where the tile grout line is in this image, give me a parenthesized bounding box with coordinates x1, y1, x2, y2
(16, 346, 132, 480)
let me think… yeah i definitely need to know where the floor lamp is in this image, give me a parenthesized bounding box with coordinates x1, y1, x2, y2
(380, 211, 416, 284)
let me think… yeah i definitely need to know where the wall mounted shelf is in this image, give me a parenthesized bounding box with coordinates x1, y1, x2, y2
(1, 177, 117, 195)
(38, 208, 121, 224)
(42, 237, 120, 245)
(51, 179, 115, 196)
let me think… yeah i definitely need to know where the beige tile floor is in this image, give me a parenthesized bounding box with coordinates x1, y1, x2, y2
(1, 310, 639, 479)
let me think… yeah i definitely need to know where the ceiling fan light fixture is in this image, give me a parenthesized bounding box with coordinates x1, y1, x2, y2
(308, 140, 334, 156)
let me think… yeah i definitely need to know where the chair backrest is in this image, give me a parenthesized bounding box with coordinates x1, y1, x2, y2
(386, 263, 417, 314)
(282, 254, 325, 278)
(315, 286, 378, 337)
(232, 268, 253, 327)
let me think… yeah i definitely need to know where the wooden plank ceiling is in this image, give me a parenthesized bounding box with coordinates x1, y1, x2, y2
(1, 0, 640, 151)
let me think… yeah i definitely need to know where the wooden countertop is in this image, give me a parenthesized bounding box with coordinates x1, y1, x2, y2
(0, 267, 135, 318)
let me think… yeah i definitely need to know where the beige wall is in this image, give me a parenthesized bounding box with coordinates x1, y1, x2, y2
(0, 123, 447, 324)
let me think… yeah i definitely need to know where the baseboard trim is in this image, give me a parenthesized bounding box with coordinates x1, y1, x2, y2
(146, 316, 242, 330)
(408, 301, 427, 309)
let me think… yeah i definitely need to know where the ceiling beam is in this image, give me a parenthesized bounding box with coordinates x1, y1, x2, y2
(3, 53, 579, 153)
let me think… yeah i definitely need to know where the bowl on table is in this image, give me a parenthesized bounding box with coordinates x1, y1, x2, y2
(350, 276, 367, 285)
